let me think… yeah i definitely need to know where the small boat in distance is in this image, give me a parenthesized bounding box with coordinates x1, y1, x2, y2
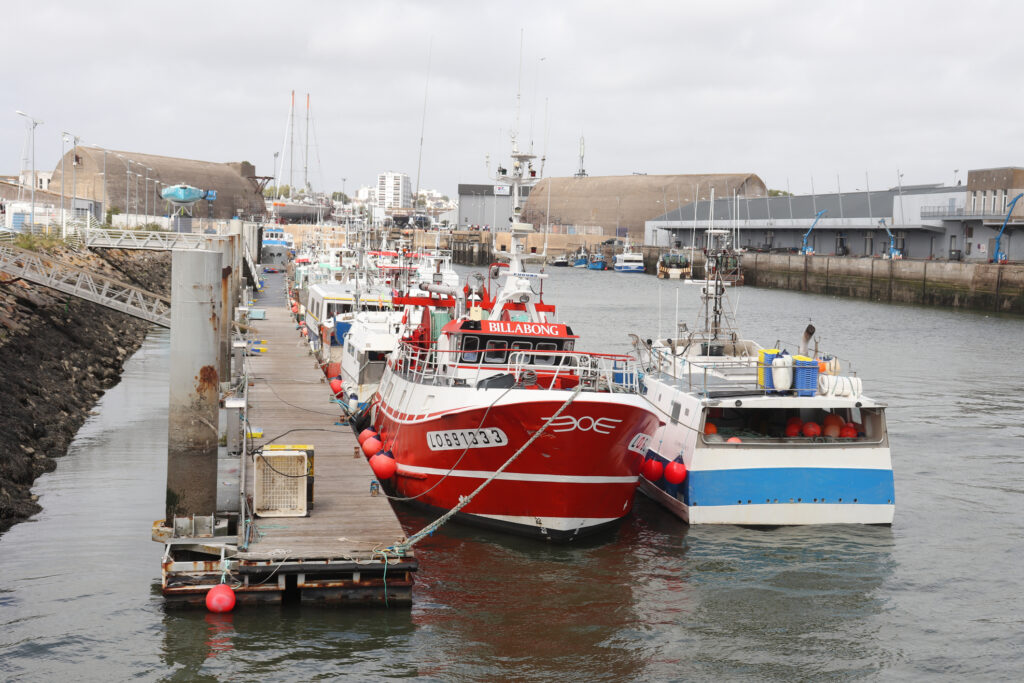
(549, 253, 570, 267)
(657, 250, 692, 279)
(587, 252, 608, 270)
(571, 246, 589, 268)
(613, 239, 645, 273)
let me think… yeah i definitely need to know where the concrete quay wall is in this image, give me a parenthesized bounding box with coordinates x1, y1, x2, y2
(743, 253, 1024, 314)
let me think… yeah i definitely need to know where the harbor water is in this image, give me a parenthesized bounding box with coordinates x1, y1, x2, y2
(1, 266, 1022, 680)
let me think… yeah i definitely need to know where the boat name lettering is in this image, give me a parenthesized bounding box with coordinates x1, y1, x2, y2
(544, 415, 622, 434)
(426, 428, 509, 451)
(482, 321, 563, 336)
(628, 433, 653, 454)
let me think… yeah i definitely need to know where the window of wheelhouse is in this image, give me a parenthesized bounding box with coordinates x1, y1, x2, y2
(535, 342, 557, 364)
(485, 339, 507, 363)
(461, 335, 480, 362)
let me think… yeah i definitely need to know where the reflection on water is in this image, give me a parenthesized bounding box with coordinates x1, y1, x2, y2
(0, 271, 1022, 679)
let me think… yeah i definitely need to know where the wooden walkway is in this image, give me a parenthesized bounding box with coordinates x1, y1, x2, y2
(234, 272, 415, 588)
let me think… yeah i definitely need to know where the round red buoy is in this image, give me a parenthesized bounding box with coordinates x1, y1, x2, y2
(704, 422, 718, 435)
(664, 460, 687, 485)
(823, 414, 844, 429)
(361, 436, 383, 457)
(839, 425, 858, 438)
(802, 422, 822, 437)
(786, 416, 803, 429)
(357, 428, 378, 445)
(823, 423, 841, 438)
(785, 423, 802, 437)
(641, 458, 664, 481)
(329, 378, 344, 396)
(205, 584, 235, 613)
(369, 452, 397, 480)
(291, 304, 299, 314)
(727, 436, 742, 443)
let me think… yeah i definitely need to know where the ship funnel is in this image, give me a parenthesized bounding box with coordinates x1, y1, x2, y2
(799, 323, 816, 356)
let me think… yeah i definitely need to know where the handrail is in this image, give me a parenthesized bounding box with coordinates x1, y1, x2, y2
(388, 342, 644, 394)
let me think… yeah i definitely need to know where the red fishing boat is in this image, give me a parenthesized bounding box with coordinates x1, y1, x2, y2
(364, 214, 660, 540)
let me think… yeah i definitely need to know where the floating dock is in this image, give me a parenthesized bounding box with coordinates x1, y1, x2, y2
(158, 271, 415, 606)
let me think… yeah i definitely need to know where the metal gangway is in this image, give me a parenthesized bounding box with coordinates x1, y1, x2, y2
(83, 227, 260, 286)
(0, 242, 171, 328)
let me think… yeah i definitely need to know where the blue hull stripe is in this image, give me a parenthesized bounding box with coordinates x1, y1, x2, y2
(657, 468, 895, 506)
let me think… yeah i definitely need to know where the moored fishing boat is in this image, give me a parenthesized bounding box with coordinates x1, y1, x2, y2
(613, 239, 645, 273)
(366, 223, 659, 540)
(657, 250, 692, 279)
(587, 252, 608, 270)
(632, 270, 894, 525)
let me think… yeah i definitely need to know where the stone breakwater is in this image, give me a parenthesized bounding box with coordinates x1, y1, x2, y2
(0, 248, 170, 533)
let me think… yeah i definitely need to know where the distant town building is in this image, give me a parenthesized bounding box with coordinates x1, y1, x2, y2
(376, 172, 411, 210)
(48, 147, 265, 220)
(644, 166, 1024, 261)
(355, 185, 376, 203)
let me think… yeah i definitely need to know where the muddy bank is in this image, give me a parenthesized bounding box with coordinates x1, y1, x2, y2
(0, 247, 170, 533)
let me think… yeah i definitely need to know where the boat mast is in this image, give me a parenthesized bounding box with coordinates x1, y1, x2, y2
(414, 39, 432, 222)
(303, 93, 310, 194)
(288, 90, 295, 199)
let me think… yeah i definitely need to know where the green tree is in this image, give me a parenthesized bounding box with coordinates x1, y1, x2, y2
(768, 189, 793, 197)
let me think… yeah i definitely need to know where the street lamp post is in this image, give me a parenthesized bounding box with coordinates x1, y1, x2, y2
(102, 149, 108, 223)
(145, 167, 152, 222)
(134, 171, 141, 227)
(16, 110, 42, 230)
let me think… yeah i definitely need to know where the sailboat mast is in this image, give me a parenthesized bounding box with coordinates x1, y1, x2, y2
(304, 93, 310, 193)
(289, 90, 295, 199)
(415, 39, 432, 218)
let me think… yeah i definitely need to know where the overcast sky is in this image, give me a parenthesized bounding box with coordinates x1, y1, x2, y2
(4, 0, 1021, 199)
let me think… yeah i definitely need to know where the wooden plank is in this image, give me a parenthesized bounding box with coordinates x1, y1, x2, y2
(235, 275, 412, 563)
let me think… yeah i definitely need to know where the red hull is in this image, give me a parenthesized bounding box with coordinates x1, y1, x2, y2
(372, 392, 659, 540)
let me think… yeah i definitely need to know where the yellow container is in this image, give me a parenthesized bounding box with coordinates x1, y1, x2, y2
(757, 348, 780, 388)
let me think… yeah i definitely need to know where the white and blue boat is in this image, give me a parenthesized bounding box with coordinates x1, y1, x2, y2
(613, 239, 645, 273)
(261, 226, 295, 264)
(632, 274, 895, 526)
(587, 252, 607, 270)
(572, 246, 589, 267)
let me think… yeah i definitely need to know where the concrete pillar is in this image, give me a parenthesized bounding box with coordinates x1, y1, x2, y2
(166, 249, 223, 525)
(217, 238, 234, 379)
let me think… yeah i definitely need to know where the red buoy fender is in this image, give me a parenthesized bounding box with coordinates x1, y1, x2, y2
(205, 584, 236, 613)
(362, 437, 383, 457)
(664, 460, 687, 485)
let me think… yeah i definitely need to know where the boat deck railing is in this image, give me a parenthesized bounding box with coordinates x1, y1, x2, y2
(389, 342, 644, 394)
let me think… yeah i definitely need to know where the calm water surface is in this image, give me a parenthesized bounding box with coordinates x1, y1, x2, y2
(1, 267, 1022, 681)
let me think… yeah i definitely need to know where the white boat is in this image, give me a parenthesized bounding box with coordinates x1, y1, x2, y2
(613, 239, 645, 273)
(632, 271, 894, 526)
(304, 280, 393, 378)
(338, 309, 404, 412)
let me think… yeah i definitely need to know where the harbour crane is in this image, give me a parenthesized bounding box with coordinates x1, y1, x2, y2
(994, 192, 1023, 264)
(877, 218, 902, 259)
(801, 209, 828, 254)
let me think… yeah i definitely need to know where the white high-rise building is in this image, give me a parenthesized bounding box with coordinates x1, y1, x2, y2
(376, 171, 412, 209)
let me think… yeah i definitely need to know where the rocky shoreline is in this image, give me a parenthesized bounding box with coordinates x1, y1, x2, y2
(0, 247, 170, 533)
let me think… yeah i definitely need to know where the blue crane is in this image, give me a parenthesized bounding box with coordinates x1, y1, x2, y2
(994, 192, 1023, 263)
(801, 209, 828, 254)
(877, 218, 901, 259)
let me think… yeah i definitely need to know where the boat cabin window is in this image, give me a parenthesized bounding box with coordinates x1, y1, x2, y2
(484, 340, 507, 363)
(461, 336, 480, 362)
(326, 302, 353, 318)
(535, 342, 557, 365)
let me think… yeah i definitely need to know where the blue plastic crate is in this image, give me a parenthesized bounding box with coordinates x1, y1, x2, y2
(761, 351, 778, 391)
(793, 357, 819, 396)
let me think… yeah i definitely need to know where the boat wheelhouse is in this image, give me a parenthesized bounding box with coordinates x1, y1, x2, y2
(657, 250, 692, 279)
